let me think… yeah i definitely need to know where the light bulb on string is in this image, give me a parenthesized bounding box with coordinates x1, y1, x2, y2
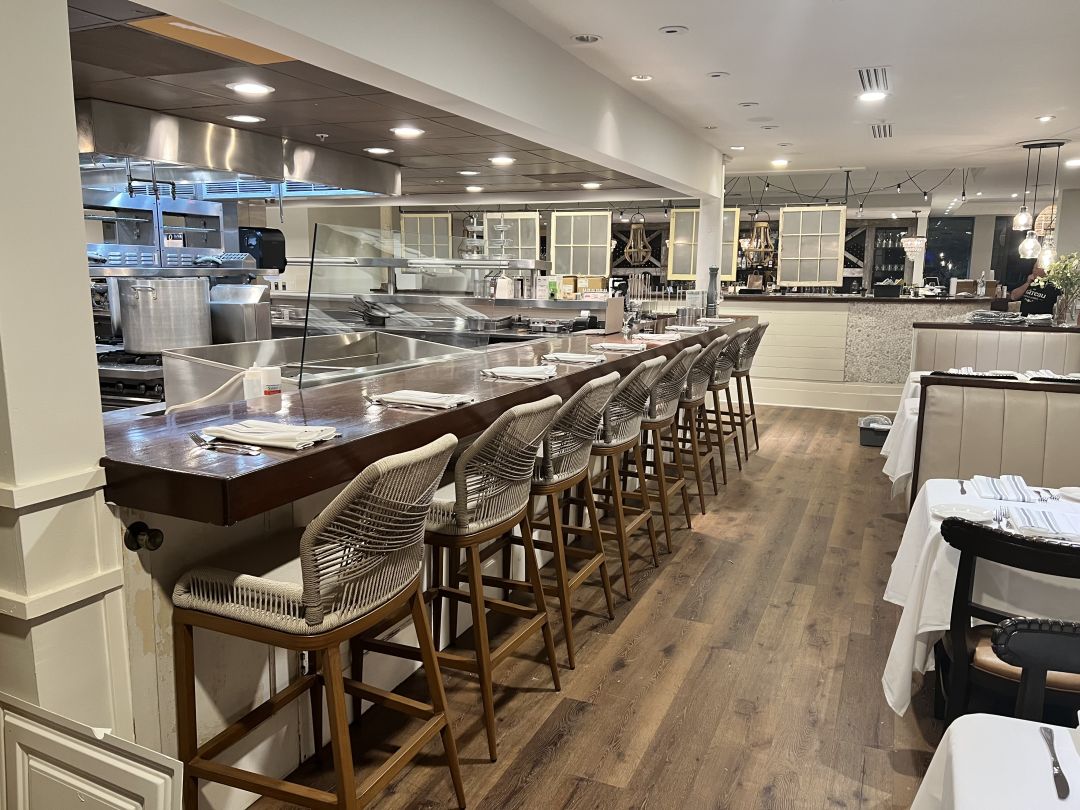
(897, 183, 902, 194)
(1018, 230, 1042, 259)
(923, 191, 928, 202)
(1013, 206, 1033, 230)
(1036, 233, 1058, 268)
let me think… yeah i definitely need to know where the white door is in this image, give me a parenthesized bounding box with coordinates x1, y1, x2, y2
(1, 691, 181, 810)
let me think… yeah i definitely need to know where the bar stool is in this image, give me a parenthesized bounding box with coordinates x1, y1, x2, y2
(577, 357, 665, 599)
(500, 372, 620, 669)
(705, 329, 749, 484)
(171, 434, 464, 810)
(728, 322, 770, 460)
(422, 395, 563, 762)
(674, 334, 731, 513)
(635, 345, 701, 552)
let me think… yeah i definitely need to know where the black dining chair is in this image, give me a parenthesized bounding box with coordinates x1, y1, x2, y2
(937, 517, 1080, 725)
(992, 618, 1080, 721)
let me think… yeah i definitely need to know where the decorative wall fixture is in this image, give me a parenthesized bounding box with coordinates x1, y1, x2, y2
(623, 213, 652, 265)
(1013, 139, 1067, 260)
(777, 205, 846, 287)
(745, 211, 776, 268)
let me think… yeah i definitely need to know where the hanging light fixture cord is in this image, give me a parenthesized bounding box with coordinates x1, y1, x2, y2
(1031, 148, 1042, 223)
(1022, 148, 1032, 201)
(1050, 145, 1061, 232)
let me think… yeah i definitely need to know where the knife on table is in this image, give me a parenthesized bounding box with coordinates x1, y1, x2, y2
(1041, 726, 1070, 800)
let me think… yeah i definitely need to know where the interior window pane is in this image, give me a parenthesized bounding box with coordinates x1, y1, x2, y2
(571, 215, 588, 244)
(818, 257, 840, 284)
(433, 217, 449, 238)
(722, 210, 737, 241)
(798, 259, 819, 282)
(820, 234, 840, 258)
(589, 246, 607, 275)
(802, 211, 821, 233)
(588, 214, 608, 244)
(779, 258, 799, 283)
(554, 217, 571, 246)
(520, 218, 537, 246)
(781, 212, 801, 235)
(820, 209, 842, 233)
(553, 246, 571, 274)
(800, 235, 819, 257)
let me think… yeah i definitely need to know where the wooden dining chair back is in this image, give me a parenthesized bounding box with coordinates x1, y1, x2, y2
(939, 517, 1080, 725)
(172, 434, 464, 810)
(992, 618, 1080, 721)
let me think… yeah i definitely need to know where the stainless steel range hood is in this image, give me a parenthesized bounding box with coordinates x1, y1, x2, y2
(76, 99, 400, 195)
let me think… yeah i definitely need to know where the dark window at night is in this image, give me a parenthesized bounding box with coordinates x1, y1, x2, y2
(990, 216, 1037, 290)
(922, 217, 973, 282)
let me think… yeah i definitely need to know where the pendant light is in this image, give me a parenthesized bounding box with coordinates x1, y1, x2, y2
(900, 211, 927, 261)
(1019, 148, 1043, 258)
(1013, 148, 1034, 230)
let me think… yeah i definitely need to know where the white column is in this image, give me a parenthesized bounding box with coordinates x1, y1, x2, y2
(697, 193, 725, 289)
(911, 212, 929, 286)
(0, 0, 132, 735)
(1056, 189, 1080, 256)
(969, 214, 997, 278)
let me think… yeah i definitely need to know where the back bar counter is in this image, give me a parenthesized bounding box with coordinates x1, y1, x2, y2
(100, 317, 755, 802)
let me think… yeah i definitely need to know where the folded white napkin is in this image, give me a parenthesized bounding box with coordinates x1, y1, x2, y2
(1008, 507, 1080, 538)
(697, 317, 736, 326)
(971, 474, 1039, 503)
(374, 390, 474, 409)
(590, 342, 646, 352)
(482, 365, 559, 381)
(542, 352, 605, 365)
(203, 420, 336, 450)
(632, 332, 682, 342)
(666, 325, 709, 333)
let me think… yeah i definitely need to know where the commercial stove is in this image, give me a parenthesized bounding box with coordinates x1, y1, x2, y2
(96, 345, 164, 411)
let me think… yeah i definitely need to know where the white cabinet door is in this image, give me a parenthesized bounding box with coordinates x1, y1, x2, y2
(2, 692, 182, 810)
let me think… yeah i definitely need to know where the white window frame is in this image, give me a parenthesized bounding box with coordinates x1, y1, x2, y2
(401, 212, 452, 259)
(777, 205, 847, 287)
(721, 207, 741, 281)
(483, 211, 540, 260)
(550, 210, 612, 277)
(667, 208, 699, 281)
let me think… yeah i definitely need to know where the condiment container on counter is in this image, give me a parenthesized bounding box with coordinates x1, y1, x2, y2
(243, 366, 282, 399)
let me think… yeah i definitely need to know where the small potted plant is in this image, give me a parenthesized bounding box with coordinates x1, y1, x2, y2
(1046, 252, 1080, 325)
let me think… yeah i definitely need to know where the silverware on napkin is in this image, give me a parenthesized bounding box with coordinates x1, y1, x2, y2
(189, 432, 261, 456)
(958, 479, 967, 495)
(1041, 726, 1070, 800)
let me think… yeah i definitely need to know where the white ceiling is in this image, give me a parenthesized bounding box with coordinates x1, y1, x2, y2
(492, 0, 1080, 210)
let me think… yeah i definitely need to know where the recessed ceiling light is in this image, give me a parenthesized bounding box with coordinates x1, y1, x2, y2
(891, 212, 898, 219)
(226, 81, 275, 96)
(1026, 189, 1031, 194)
(581, 182, 602, 189)
(169, 21, 224, 36)
(703, 125, 718, 130)
(1038, 115, 1056, 122)
(363, 147, 394, 155)
(489, 156, 515, 166)
(572, 33, 601, 43)
(433, 179, 445, 184)
(1067, 158, 1080, 168)
(858, 91, 887, 102)
(465, 185, 483, 193)
(659, 25, 689, 35)
(761, 125, 779, 130)
(777, 142, 793, 147)
(631, 74, 653, 82)
(1012, 192, 1019, 198)
(226, 114, 265, 124)
(771, 158, 789, 168)
(707, 71, 730, 79)
(738, 101, 759, 108)
(729, 145, 746, 150)
(976, 191, 983, 195)
(458, 170, 480, 176)
(390, 126, 425, 138)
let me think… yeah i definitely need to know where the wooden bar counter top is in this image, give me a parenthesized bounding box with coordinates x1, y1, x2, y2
(102, 318, 755, 525)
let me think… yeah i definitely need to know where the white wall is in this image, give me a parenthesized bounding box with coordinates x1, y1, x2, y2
(969, 214, 997, 278)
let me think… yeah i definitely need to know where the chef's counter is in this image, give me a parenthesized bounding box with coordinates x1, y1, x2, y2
(712, 293, 995, 304)
(102, 317, 753, 526)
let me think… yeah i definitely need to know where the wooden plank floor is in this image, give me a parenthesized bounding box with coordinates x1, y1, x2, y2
(253, 405, 941, 809)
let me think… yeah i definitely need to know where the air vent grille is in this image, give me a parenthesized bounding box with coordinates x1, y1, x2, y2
(858, 66, 890, 93)
(870, 123, 894, 139)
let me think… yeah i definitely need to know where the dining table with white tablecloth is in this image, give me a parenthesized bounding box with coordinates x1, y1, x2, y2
(882, 478, 1080, 716)
(912, 713, 1080, 809)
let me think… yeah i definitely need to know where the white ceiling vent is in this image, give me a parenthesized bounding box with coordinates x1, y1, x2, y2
(870, 123, 894, 139)
(858, 66, 890, 94)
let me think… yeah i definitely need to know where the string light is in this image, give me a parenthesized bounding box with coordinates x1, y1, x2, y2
(897, 183, 902, 194)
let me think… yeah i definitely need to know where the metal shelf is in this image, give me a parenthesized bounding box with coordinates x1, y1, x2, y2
(84, 214, 151, 224)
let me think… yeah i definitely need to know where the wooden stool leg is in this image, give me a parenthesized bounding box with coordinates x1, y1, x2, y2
(746, 375, 760, 450)
(429, 544, 443, 649)
(520, 514, 562, 692)
(700, 403, 719, 494)
(608, 456, 634, 599)
(583, 475, 616, 619)
(309, 650, 324, 760)
(322, 644, 358, 810)
(465, 544, 499, 762)
(447, 546, 460, 648)
(547, 492, 577, 669)
(173, 619, 199, 810)
(712, 389, 729, 486)
(410, 585, 467, 809)
(500, 538, 512, 602)
(633, 442, 661, 566)
(685, 409, 707, 515)
(651, 426, 674, 553)
(669, 421, 694, 530)
(735, 376, 750, 462)
(725, 387, 744, 469)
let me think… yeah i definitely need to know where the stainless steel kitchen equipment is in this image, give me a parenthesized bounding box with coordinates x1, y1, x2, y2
(162, 332, 473, 409)
(210, 284, 271, 344)
(84, 190, 159, 268)
(96, 345, 165, 411)
(117, 277, 212, 354)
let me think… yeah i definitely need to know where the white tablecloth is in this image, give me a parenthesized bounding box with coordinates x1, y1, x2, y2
(881, 397, 922, 497)
(912, 713, 1080, 809)
(882, 479, 1080, 716)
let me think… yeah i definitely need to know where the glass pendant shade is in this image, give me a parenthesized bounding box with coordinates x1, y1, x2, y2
(900, 235, 927, 261)
(1012, 205, 1033, 231)
(1036, 233, 1058, 269)
(1018, 230, 1042, 259)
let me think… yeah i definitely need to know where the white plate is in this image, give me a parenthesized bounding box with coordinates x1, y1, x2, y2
(931, 503, 995, 523)
(1059, 487, 1080, 502)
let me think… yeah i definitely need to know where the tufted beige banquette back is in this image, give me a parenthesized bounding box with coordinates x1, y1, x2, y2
(911, 327, 1080, 374)
(911, 377, 1080, 503)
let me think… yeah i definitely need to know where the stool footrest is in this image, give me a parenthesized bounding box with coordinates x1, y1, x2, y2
(490, 613, 549, 667)
(342, 678, 435, 721)
(360, 636, 424, 663)
(354, 715, 448, 806)
(188, 758, 337, 810)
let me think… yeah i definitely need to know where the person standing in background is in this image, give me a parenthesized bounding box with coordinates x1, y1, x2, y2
(1010, 265, 1062, 316)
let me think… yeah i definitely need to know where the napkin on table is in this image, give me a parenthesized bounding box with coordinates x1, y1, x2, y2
(697, 317, 736, 326)
(481, 366, 559, 381)
(541, 352, 605, 364)
(373, 390, 474, 409)
(971, 474, 1039, 503)
(590, 342, 646, 352)
(632, 332, 682, 342)
(1009, 507, 1080, 538)
(203, 420, 336, 450)
(666, 325, 709, 333)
